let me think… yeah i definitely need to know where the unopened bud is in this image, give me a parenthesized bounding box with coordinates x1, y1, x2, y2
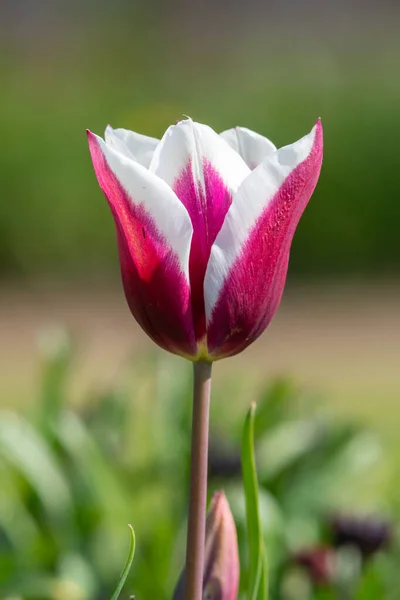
(330, 513, 393, 560)
(173, 491, 239, 600)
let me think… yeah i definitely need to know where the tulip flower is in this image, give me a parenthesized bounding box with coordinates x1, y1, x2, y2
(87, 118, 323, 362)
(330, 513, 393, 560)
(87, 116, 323, 600)
(173, 491, 239, 600)
(293, 547, 336, 587)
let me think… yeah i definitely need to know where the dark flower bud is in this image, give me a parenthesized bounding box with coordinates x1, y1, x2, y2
(292, 546, 335, 586)
(208, 439, 242, 480)
(330, 513, 393, 560)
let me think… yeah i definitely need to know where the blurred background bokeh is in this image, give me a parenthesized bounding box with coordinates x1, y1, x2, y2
(1, 1, 400, 599)
(1, 0, 399, 417)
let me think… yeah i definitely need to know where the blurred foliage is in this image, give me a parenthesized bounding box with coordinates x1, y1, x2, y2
(0, 12, 400, 280)
(0, 332, 398, 599)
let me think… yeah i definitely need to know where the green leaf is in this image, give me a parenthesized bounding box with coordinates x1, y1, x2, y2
(314, 588, 337, 600)
(355, 561, 385, 600)
(109, 524, 136, 600)
(242, 403, 268, 600)
(0, 412, 74, 530)
(37, 327, 72, 429)
(55, 411, 130, 515)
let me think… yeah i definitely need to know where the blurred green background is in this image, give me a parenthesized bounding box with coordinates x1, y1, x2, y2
(1, 1, 400, 279)
(0, 0, 399, 416)
(1, 2, 400, 598)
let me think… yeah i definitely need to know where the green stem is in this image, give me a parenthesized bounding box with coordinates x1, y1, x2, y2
(184, 361, 212, 600)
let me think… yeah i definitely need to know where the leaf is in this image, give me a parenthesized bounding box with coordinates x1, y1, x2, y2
(54, 411, 130, 515)
(242, 403, 268, 600)
(109, 524, 136, 600)
(37, 327, 72, 428)
(314, 588, 337, 600)
(355, 562, 385, 600)
(0, 464, 40, 556)
(0, 412, 74, 527)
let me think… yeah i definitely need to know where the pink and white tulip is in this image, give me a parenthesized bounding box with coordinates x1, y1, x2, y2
(87, 118, 323, 361)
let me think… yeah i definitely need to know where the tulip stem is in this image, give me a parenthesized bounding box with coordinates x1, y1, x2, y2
(184, 361, 212, 600)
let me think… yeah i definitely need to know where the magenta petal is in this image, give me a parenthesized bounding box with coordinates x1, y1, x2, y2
(174, 159, 232, 341)
(206, 120, 323, 358)
(87, 131, 197, 357)
(150, 119, 250, 343)
(116, 220, 196, 357)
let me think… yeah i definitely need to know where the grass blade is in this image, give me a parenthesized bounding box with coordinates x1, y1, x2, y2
(242, 403, 268, 600)
(109, 524, 136, 600)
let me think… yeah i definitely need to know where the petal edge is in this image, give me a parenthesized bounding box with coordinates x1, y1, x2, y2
(205, 119, 323, 358)
(87, 130, 197, 356)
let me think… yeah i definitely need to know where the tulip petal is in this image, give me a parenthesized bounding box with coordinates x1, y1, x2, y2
(150, 118, 250, 341)
(105, 126, 159, 168)
(205, 119, 323, 358)
(220, 126, 277, 169)
(87, 131, 197, 357)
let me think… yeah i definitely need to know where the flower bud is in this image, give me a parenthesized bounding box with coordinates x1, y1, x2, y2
(292, 546, 336, 586)
(173, 491, 239, 600)
(330, 513, 393, 560)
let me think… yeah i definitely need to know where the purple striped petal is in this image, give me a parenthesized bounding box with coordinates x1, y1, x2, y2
(150, 118, 250, 343)
(87, 131, 197, 358)
(205, 119, 323, 359)
(220, 126, 277, 169)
